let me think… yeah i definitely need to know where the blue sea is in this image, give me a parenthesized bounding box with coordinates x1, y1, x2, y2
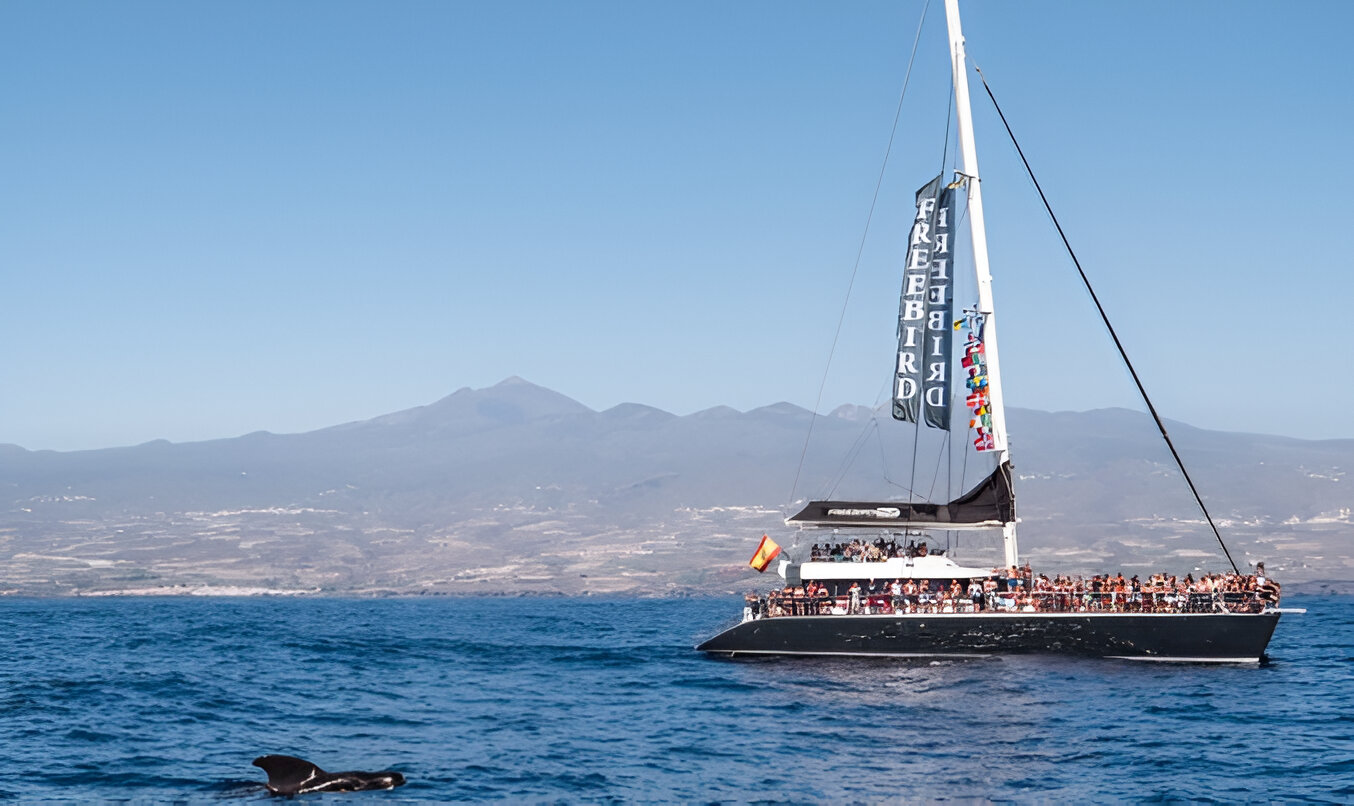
(0, 595, 1349, 803)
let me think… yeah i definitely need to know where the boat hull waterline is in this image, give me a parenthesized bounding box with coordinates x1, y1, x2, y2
(697, 611, 1283, 663)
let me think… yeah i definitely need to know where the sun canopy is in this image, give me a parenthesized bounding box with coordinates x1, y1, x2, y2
(787, 461, 1014, 529)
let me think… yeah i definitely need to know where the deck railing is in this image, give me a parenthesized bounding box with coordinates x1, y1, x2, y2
(753, 590, 1270, 618)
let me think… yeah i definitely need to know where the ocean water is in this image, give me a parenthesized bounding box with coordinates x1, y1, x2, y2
(0, 595, 1348, 803)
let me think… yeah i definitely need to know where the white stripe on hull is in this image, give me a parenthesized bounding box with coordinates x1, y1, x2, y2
(1106, 655, 1262, 664)
(714, 649, 1262, 664)
(722, 650, 993, 659)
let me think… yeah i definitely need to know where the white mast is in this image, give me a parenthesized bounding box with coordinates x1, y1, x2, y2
(945, 0, 1018, 569)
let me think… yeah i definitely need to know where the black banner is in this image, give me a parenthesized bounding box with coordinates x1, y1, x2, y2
(893, 175, 956, 429)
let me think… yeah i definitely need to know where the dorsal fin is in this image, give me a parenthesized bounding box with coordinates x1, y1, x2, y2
(252, 755, 326, 795)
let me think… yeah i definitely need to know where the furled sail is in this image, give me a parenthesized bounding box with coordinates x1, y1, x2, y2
(893, 174, 957, 430)
(786, 461, 1013, 529)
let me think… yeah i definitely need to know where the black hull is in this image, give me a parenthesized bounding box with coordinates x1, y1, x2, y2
(697, 611, 1282, 662)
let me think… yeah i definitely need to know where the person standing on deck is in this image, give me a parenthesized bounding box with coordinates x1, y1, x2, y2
(968, 579, 984, 611)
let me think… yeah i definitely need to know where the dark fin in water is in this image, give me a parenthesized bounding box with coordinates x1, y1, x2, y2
(253, 755, 326, 796)
(252, 755, 406, 795)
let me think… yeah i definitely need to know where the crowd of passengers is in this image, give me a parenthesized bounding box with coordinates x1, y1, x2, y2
(746, 564, 1280, 618)
(809, 538, 940, 562)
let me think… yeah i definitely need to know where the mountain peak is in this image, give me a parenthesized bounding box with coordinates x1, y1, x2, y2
(830, 404, 877, 421)
(601, 403, 676, 422)
(748, 402, 812, 418)
(689, 405, 740, 419)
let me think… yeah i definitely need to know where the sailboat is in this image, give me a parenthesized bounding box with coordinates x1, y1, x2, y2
(698, 0, 1296, 663)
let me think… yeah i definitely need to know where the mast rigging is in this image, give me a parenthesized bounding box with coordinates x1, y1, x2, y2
(970, 63, 1241, 575)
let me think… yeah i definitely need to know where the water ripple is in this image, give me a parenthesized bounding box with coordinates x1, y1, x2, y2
(0, 595, 1346, 801)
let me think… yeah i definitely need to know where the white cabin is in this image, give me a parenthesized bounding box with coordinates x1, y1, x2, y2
(782, 554, 995, 582)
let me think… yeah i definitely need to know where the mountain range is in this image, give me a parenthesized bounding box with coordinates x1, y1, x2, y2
(2, 377, 1350, 595)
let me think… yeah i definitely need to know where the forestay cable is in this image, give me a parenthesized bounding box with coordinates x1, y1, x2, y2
(972, 63, 1241, 575)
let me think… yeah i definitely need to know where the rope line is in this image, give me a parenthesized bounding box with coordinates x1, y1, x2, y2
(972, 63, 1240, 575)
(790, 0, 932, 505)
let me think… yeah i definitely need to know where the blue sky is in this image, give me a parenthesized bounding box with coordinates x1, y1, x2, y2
(3, 0, 1352, 451)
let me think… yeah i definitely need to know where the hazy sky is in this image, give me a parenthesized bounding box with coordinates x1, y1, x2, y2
(4, 0, 1352, 451)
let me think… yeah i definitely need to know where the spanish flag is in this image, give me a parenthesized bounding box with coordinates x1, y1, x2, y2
(749, 534, 782, 572)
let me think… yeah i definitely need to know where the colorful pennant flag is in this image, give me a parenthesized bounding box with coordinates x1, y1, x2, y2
(958, 313, 997, 452)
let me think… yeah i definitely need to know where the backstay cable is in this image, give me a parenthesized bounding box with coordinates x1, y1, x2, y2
(790, 1, 933, 504)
